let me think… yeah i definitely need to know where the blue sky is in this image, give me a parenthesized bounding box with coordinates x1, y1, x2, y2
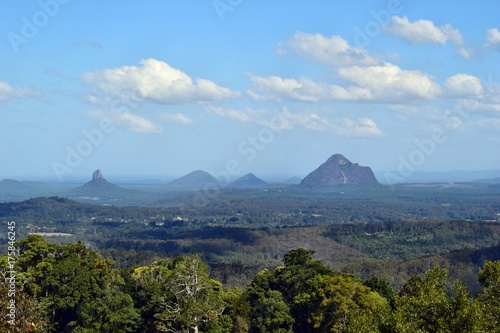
(1, 0, 500, 182)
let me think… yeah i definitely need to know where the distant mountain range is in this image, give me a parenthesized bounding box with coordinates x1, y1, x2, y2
(1, 154, 499, 204)
(375, 170, 500, 184)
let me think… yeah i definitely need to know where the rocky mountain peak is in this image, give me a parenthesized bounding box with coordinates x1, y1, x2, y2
(300, 154, 379, 187)
(92, 169, 103, 181)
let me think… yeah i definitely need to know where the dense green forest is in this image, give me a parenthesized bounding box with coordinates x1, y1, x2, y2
(2, 236, 500, 332)
(1, 184, 500, 331)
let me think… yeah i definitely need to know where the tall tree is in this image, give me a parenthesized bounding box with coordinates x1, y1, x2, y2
(477, 260, 500, 333)
(132, 254, 226, 333)
(391, 267, 450, 333)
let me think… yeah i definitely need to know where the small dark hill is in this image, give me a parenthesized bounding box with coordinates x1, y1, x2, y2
(0, 179, 55, 202)
(167, 170, 221, 190)
(300, 154, 379, 187)
(283, 176, 302, 184)
(475, 177, 500, 184)
(228, 173, 267, 188)
(0, 179, 50, 192)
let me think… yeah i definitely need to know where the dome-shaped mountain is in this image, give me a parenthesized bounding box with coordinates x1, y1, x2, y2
(168, 170, 221, 190)
(300, 154, 379, 187)
(228, 173, 267, 188)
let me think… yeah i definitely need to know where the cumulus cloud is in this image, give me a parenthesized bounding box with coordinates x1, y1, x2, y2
(206, 106, 383, 138)
(88, 110, 162, 133)
(287, 32, 381, 66)
(444, 74, 484, 97)
(247, 62, 441, 103)
(385, 16, 463, 45)
(0, 81, 40, 102)
(206, 106, 272, 126)
(82, 58, 240, 104)
(161, 113, 193, 125)
(485, 28, 500, 51)
(279, 108, 329, 131)
(337, 63, 442, 101)
(458, 98, 500, 114)
(207, 106, 327, 130)
(385, 16, 470, 58)
(331, 118, 384, 137)
(246, 74, 371, 102)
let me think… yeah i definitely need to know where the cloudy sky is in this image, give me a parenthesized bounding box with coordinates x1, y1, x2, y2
(1, 1, 500, 182)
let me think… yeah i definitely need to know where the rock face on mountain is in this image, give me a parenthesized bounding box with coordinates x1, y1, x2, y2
(228, 173, 267, 188)
(168, 170, 221, 189)
(93, 169, 103, 180)
(300, 154, 379, 187)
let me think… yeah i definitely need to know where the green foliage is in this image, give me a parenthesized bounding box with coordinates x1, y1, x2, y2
(245, 248, 390, 333)
(130, 254, 228, 333)
(391, 267, 450, 332)
(477, 260, 500, 332)
(249, 289, 294, 333)
(310, 274, 390, 333)
(3, 236, 500, 333)
(6, 236, 140, 333)
(364, 277, 395, 308)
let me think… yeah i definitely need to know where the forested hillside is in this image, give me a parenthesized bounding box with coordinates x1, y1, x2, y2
(2, 236, 500, 333)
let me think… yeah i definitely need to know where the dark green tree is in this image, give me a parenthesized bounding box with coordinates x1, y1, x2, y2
(477, 260, 500, 333)
(249, 289, 294, 333)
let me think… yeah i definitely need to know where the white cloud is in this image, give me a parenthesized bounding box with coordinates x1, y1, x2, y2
(485, 28, 500, 50)
(476, 117, 500, 130)
(206, 106, 383, 137)
(444, 74, 484, 97)
(385, 16, 463, 45)
(206, 106, 270, 126)
(246, 74, 371, 102)
(279, 108, 329, 131)
(288, 32, 381, 66)
(0, 81, 40, 102)
(207, 106, 326, 131)
(88, 110, 162, 133)
(457, 47, 473, 59)
(82, 58, 240, 104)
(337, 63, 442, 101)
(161, 113, 193, 125)
(331, 118, 384, 137)
(459, 100, 500, 114)
(247, 62, 442, 103)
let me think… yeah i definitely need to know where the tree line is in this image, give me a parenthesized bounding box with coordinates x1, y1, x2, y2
(1, 236, 500, 332)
